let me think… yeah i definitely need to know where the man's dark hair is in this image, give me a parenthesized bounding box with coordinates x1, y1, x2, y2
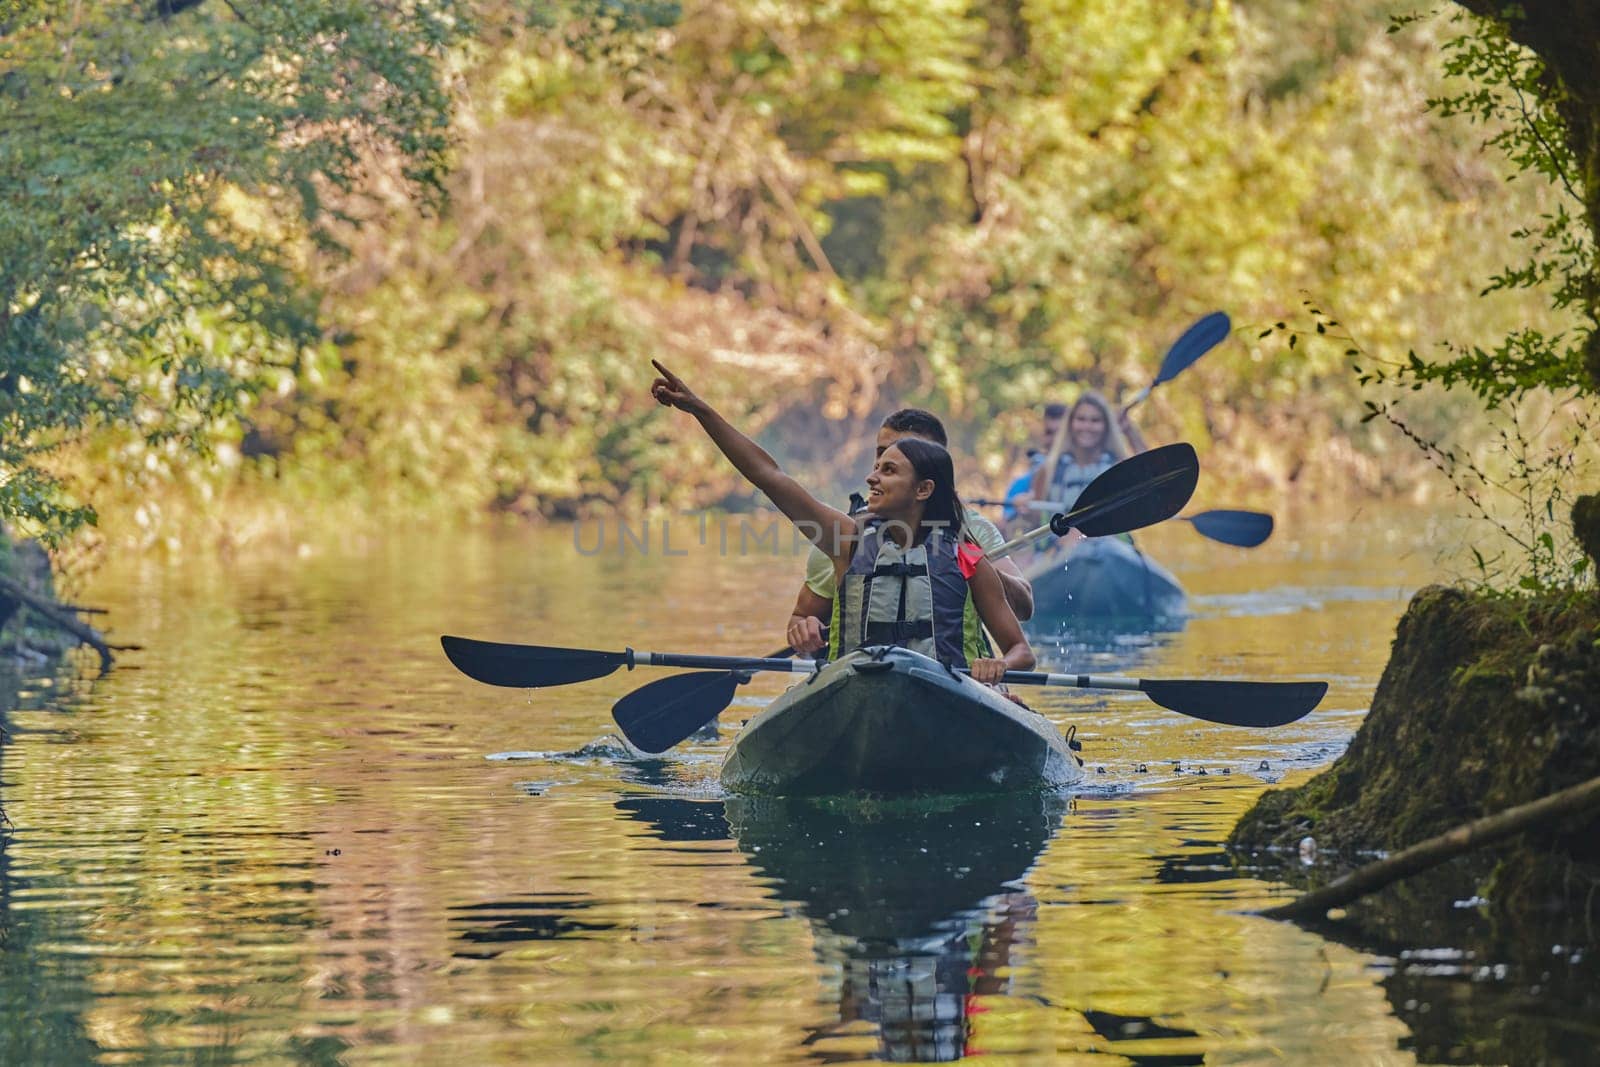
(880, 408, 947, 446)
(1043, 402, 1068, 419)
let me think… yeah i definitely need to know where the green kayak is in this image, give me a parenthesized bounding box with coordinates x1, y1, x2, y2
(719, 646, 1084, 797)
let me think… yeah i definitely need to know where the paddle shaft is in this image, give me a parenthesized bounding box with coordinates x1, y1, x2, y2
(443, 634, 1325, 727)
(1026, 499, 1266, 535)
(627, 650, 1206, 692)
(1122, 384, 1155, 413)
(645, 644, 793, 674)
(618, 649, 1324, 725)
(625, 650, 812, 673)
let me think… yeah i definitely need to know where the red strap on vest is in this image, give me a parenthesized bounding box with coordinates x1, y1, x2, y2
(957, 541, 983, 580)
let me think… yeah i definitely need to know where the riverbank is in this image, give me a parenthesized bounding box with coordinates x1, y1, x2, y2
(1230, 574, 1600, 944)
(1224, 511, 1600, 1064)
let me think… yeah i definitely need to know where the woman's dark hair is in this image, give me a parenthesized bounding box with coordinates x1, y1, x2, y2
(886, 437, 966, 546)
(880, 408, 948, 447)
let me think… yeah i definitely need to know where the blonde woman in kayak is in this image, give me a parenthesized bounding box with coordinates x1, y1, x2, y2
(1026, 389, 1146, 512)
(650, 360, 1034, 683)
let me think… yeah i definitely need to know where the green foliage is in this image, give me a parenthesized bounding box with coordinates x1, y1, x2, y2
(1367, 8, 1594, 404)
(1250, 7, 1600, 592)
(1379, 397, 1594, 594)
(1265, 301, 1596, 596)
(15, 0, 1589, 550)
(0, 0, 466, 543)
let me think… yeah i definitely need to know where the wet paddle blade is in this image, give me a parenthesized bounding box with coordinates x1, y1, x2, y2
(613, 670, 740, 753)
(1139, 679, 1328, 727)
(441, 635, 629, 688)
(1185, 508, 1273, 548)
(1153, 312, 1231, 387)
(1063, 442, 1199, 538)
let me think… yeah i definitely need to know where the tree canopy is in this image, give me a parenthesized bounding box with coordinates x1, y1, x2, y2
(4, 0, 1591, 550)
(0, 0, 465, 541)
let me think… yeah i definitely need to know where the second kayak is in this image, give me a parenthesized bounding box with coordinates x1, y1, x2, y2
(1022, 536, 1186, 627)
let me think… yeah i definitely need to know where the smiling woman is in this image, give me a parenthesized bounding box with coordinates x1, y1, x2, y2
(1028, 391, 1136, 514)
(648, 359, 1035, 682)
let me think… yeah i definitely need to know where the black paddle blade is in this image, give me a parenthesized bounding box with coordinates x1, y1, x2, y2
(1186, 509, 1274, 548)
(613, 670, 740, 753)
(1154, 311, 1231, 387)
(441, 635, 629, 688)
(1059, 442, 1199, 538)
(1140, 679, 1328, 728)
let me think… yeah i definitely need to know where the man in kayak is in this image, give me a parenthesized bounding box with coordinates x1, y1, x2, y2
(651, 360, 1035, 682)
(1001, 402, 1067, 521)
(784, 409, 1034, 656)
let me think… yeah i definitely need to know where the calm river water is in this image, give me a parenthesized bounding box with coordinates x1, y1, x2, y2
(0, 508, 1558, 1063)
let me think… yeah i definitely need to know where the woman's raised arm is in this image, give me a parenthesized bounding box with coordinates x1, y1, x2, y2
(651, 359, 856, 566)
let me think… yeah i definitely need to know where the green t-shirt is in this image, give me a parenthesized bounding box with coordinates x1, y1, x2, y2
(803, 510, 1006, 600)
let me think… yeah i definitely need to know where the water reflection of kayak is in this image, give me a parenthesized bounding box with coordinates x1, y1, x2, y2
(726, 793, 1064, 938)
(1022, 536, 1186, 629)
(727, 793, 1067, 1062)
(719, 646, 1083, 797)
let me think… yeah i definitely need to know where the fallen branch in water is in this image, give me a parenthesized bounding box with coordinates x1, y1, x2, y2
(1257, 774, 1600, 921)
(0, 574, 116, 672)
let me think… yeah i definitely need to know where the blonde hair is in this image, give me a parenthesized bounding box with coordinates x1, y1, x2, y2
(1068, 390, 1130, 461)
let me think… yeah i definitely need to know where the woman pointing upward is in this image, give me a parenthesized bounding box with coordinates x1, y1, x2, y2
(650, 360, 1034, 683)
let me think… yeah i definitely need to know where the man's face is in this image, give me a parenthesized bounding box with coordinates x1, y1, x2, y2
(1040, 415, 1063, 450)
(875, 426, 910, 458)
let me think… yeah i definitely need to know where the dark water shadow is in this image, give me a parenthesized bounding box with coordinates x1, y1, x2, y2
(448, 895, 619, 959)
(0, 663, 105, 1064)
(1153, 849, 1237, 885)
(722, 793, 1202, 1064)
(1242, 856, 1600, 1067)
(615, 796, 731, 841)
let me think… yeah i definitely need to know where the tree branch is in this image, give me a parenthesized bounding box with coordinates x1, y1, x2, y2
(1256, 773, 1600, 921)
(760, 168, 836, 280)
(0, 574, 116, 672)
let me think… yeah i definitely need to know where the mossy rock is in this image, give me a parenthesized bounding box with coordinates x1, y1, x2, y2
(1230, 582, 1600, 934)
